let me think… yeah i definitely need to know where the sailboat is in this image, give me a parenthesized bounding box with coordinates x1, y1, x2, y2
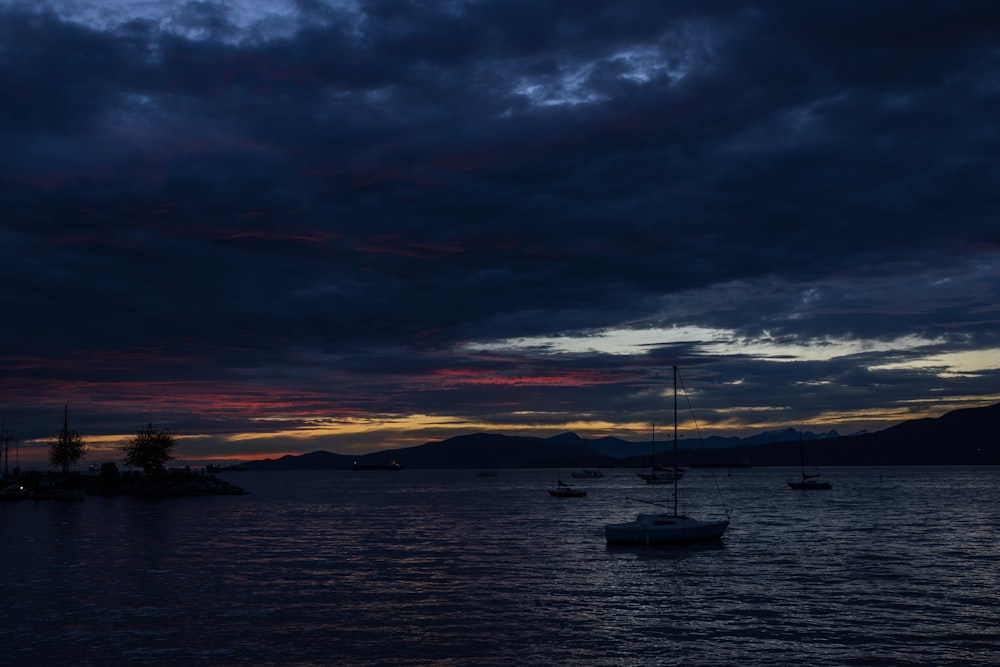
(548, 442, 586, 498)
(787, 431, 831, 490)
(548, 479, 586, 498)
(475, 442, 498, 477)
(605, 366, 729, 544)
(636, 423, 684, 484)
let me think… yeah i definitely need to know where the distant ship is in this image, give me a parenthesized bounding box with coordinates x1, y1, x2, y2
(351, 460, 402, 471)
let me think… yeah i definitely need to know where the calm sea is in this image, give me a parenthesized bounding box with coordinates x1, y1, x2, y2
(2, 467, 999, 666)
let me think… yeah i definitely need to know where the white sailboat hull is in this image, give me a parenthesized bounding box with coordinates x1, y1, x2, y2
(604, 513, 729, 544)
(604, 366, 730, 545)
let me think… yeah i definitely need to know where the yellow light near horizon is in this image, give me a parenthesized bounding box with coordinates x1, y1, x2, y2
(869, 348, 1000, 376)
(217, 411, 662, 449)
(221, 413, 477, 443)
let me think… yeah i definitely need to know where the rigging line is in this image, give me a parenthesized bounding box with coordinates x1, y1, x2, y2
(676, 367, 704, 442)
(625, 496, 672, 510)
(676, 367, 732, 520)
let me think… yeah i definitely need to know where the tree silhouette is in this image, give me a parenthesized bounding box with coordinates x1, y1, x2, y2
(49, 406, 86, 476)
(122, 423, 176, 474)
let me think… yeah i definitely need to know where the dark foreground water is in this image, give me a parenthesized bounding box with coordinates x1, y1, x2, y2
(2, 467, 999, 666)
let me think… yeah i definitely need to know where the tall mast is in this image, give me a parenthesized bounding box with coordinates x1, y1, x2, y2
(672, 365, 678, 515)
(1, 420, 12, 480)
(2, 420, 8, 479)
(799, 430, 805, 480)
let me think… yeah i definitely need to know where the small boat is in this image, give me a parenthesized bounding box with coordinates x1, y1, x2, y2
(787, 432, 831, 490)
(0, 483, 28, 501)
(352, 460, 402, 471)
(549, 480, 586, 498)
(476, 445, 497, 477)
(788, 476, 832, 490)
(549, 444, 586, 497)
(571, 469, 603, 479)
(605, 366, 729, 545)
(639, 468, 684, 484)
(636, 423, 684, 484)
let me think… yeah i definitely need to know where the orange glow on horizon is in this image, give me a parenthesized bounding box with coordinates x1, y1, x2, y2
(10, 394, 995, 467)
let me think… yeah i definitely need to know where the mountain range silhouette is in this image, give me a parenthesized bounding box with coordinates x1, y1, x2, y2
(246, 402, 1000, 470)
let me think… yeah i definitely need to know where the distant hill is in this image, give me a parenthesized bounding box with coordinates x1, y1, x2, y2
(247, 450, 357, 470)
(802, 402, 1000, 466)
(684, 402, 1000, 467)
(245, 402, 1000, 470)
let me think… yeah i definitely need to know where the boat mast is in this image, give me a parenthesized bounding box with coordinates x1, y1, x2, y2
(1, 420, 13, 480)
(672, 365, 678, 515)
(799, 430, 805, 481)
(651, 422, 655, 473)
(2, 420, 8, 480)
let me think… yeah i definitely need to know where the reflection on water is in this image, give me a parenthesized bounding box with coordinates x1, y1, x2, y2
(2, 467, 999, 665)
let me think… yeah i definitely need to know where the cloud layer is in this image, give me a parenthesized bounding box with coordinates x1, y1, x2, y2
(2, 1, 999, 463)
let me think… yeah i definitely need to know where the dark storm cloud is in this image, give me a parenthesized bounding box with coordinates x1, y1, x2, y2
(2, 0, 999, 454)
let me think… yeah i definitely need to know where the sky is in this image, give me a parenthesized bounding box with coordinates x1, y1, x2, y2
(2, 0, 999, 467)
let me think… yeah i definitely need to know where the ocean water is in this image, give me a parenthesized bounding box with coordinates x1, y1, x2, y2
(2, 467, 999, 666)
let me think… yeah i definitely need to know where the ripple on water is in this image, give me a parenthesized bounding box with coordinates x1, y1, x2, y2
(3, 467, 1000, 666)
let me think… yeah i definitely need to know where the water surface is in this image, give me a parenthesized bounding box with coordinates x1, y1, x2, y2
(2, 467, 998, 665)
